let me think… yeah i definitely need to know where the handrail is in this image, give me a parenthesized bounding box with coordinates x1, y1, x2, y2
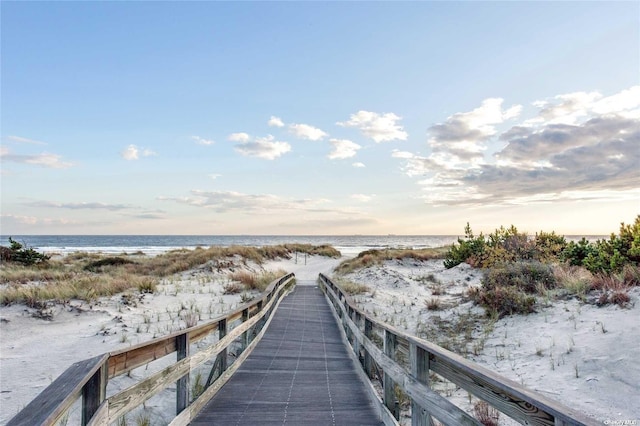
(318, 273, 599, 426)
(8, 273, 296, 426)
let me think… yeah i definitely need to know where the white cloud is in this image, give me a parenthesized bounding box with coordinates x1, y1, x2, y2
(26, 201, 132, 211)
(209, 174, 222, 180)
(160, 190, 331, 213)
(289, 123, 328, 141)
(121, 145, 156, 160)
(427, 98, 522, 160)
(192, 136, 215, 145)
(337, 110, 408, 143)
(328, 139, 361, 159)
(268, 116, 285, 127)
(234, 135, 291, 160)
(352, 162, 366, 168)
(351, 194, 375, 202)
(394, 86, 639, 206)
(0, 147, 74, 168)
(228, 132, 251, 142)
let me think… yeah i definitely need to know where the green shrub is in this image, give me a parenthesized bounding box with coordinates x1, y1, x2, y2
(482, 261, 556, 294)
(469, 285, 536, 318)
(2, 238, 50, 266)
(444, 223, 486, 268)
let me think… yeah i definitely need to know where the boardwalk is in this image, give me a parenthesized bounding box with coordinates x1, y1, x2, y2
(192, 281, 384, 425)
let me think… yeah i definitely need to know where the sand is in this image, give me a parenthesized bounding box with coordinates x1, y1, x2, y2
(1, 253, 638, 425)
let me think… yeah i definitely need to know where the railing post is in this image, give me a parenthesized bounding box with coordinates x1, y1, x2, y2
(217, 319, 228, 373)
(364, 318, 373, 378)
(384, 329, 398, 420)
(176, 333, 189, 414)
(410, 343, 433, 426)
(81, 361, 107, 425)
(352, 311, 361, 365)
(242, 308, 250, 351)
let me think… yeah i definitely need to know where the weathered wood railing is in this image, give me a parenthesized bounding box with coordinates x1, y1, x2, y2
(318, 273, 599, 426)
(8, 273, 296, 426)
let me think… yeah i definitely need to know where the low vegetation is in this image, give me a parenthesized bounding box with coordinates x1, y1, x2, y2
(445, 216, 640, 317)
(0, 243, 334, 306)
(335, 247, 448, 275)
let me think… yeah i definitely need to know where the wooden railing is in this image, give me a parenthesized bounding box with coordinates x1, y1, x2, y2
(8, 273, 296, 426)
(318, 273, 599, 426)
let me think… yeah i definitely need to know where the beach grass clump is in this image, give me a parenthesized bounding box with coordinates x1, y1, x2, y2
(335, 247, 447, 274)
(334, 278, 370, 295)
(227, 269, 288, 292)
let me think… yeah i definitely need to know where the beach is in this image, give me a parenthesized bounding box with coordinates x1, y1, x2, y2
(1, 251, 638, 425)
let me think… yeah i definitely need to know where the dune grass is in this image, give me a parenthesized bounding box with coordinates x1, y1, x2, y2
(335, 247, 448, 275)
(0, 244, 334, 306)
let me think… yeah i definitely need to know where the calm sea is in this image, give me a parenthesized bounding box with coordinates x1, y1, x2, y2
(0, 235, 462, 257)
(0, 235, 604, 257)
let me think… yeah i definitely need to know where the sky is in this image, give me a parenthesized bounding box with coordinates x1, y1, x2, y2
(1, 1, 638, 236)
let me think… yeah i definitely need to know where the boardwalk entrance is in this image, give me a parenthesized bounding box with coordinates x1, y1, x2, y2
(192, 281, 383, 425)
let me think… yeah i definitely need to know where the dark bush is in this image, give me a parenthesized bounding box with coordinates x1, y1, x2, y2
(469, 285, 536, 318)
(84, 257, 134, 272)
(482, 261, 556, 293)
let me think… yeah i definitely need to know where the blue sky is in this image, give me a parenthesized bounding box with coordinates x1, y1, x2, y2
(1, 1, 638, 236)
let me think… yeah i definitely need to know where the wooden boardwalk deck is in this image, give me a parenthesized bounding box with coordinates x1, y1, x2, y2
(191, 281, 384, 425)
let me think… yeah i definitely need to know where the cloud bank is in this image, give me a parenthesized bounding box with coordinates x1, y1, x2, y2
(394, 86, 640, 206)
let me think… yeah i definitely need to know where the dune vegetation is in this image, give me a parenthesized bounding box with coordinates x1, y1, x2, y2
(0, 243, 336, 307)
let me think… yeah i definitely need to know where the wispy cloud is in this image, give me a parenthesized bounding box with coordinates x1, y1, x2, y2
(209, 174, 222, 180)
(394, 86, 640, 206)
(0, 147, 74, 169)
(328, 138, 361, 159)
(25, 201, 132, 211)
(228, 132, 251, 142)
(192, 135, 215, 145)
(268, 116, 285, 127)
(121, 144, 157, 160)
(159, 190, 331, 213)
(337, 110, 408, 143)
(1, 214, 77, 226)
(5, 135, 47, 145)
(289, 123, 328, 141)
(233, 135, 291, 160)
(352, 162, 366, 168)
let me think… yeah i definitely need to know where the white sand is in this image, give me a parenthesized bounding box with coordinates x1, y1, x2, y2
(1, 253, 638, 425)
(341, 258, 640, 425)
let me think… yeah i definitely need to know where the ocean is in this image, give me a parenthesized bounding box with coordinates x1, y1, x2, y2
(0, 235, 463, 257)
(1, 234, 605, 257)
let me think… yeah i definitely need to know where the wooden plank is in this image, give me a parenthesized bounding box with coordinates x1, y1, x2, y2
(108, 336, 177, 378)
(7, 354, 108, 426)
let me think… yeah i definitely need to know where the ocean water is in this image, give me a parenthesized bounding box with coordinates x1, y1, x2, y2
(0, 235, 462, 257)
(1, 234, 605, 257)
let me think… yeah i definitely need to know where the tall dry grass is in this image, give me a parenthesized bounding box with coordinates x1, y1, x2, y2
(1, 242, 333, 306)
(335, 247, 448, 274)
